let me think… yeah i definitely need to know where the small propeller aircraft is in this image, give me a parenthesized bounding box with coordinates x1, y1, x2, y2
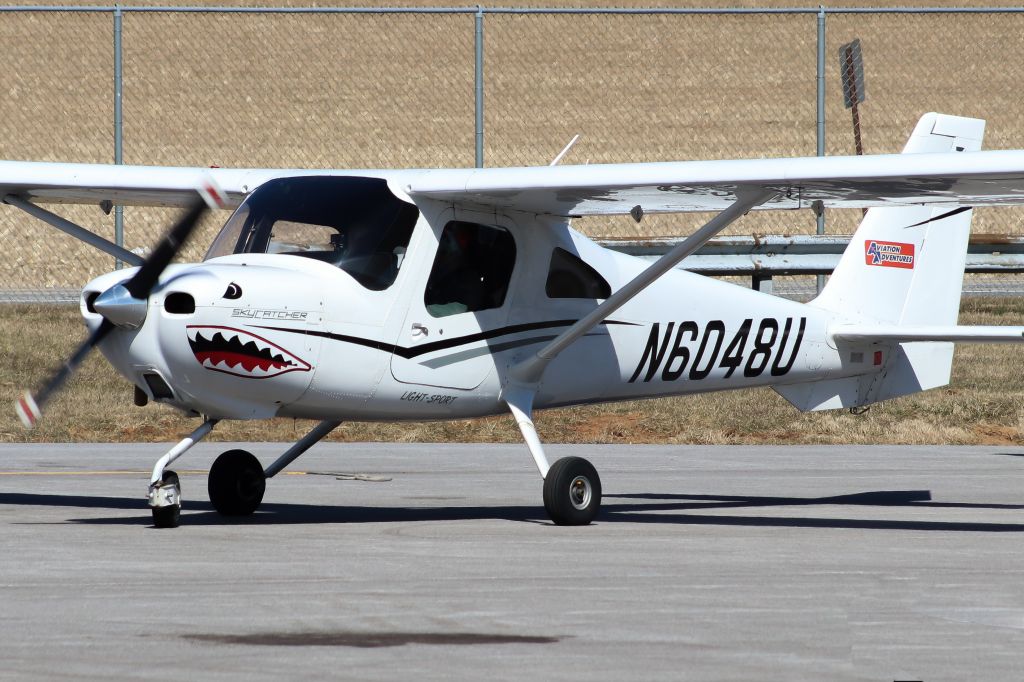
(7, 112, 1024, 528)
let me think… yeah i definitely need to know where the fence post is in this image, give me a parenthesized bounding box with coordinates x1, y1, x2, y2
(475, 6, 484, 168)
(815, 6, 826, 293)
(113, 5, 124, 269)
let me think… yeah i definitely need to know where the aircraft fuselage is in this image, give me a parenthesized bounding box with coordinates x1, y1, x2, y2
(83, 182, 879, 422)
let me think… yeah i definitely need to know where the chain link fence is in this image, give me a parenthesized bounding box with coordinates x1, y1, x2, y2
(2, 6, 1024, 302)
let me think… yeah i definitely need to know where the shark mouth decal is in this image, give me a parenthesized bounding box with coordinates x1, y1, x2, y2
(187, 326, 312, 378)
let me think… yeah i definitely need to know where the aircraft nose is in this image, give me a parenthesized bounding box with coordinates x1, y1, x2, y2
(92, 283, 148, 329)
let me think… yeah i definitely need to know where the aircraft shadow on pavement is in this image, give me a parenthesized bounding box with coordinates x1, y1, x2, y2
(1, 489, 1023, 532)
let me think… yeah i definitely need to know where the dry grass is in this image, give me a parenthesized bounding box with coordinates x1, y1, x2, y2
(2, 297, 1023, 445)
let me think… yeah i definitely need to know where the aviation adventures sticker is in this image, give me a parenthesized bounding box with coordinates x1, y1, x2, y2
(865, 240, 915, 269)
(186, 325, 312, 379)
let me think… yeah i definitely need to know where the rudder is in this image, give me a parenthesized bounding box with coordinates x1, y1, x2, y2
(811, 112, 984, 326)
(775, 113, 985, 412)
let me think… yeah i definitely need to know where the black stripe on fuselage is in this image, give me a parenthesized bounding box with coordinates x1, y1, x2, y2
(253, 319, 638, 360)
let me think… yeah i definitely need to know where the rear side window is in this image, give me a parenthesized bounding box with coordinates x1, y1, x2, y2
(425, 221, 516, 318)
(545, 248, 611, 299)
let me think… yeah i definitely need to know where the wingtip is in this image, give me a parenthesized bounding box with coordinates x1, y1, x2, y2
(15, 390, 40, 429)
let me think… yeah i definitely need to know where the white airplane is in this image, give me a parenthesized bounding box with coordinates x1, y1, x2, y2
(8, 112, 1024, 528)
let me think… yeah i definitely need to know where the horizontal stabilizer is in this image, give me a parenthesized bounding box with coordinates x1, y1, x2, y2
(831, 324, 1024, 344)
(774, 342, 956, 412)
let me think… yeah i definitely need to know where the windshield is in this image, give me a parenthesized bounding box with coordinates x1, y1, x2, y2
(205, 176, 419, 291)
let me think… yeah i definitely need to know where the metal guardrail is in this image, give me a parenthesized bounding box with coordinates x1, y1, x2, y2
(5, 234, 1022, 305)
(600, 235, 1024, 292)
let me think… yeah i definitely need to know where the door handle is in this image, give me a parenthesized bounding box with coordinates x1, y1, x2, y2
(411, 323, 429, 338)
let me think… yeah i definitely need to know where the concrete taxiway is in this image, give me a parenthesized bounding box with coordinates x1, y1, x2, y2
(0, 442, 1022, 681)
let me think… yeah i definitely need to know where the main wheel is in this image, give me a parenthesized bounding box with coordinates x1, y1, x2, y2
(152, 470, 181, 529)
(543, 456, 601, 526)
(208, 449, 266, 516)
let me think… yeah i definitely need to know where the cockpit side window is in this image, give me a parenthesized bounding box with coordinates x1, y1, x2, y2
(424, 221, 516, 318)
(204, 176, 419, 292)
(545, 247, 611, 299)
(206, 204, 249, 258)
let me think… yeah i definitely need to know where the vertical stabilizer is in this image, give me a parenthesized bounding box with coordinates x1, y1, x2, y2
(810, 112, 984, 326)
(775, 113, 984, 412)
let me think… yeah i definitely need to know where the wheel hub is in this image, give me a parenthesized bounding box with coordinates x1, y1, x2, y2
(569, 475, 592, 510)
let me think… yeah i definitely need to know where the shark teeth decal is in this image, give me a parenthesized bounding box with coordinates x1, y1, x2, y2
(186, 325, 312, 379)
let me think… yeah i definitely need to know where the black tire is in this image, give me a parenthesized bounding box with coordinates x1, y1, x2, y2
(208, 449, 266, 516)
(152, 504, 180, 528)
(543, 456, 601, 526)
(152, 470, 180, 529)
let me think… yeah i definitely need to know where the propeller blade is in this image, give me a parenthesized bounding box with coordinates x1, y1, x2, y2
(16, 319, 114, 428)
(17, 192, 212, 428)
(123, 199, 207, 300)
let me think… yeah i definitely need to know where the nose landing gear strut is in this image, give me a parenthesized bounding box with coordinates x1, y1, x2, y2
(148, 419, 218, 528)
(147, 418, 342, 528)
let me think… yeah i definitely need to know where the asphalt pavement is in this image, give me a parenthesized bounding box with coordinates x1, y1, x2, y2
(1, 442, 1022, 681)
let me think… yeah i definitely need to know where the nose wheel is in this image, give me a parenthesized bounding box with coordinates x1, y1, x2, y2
(151, 470, 181, 528)
(208, 449, 266, 516)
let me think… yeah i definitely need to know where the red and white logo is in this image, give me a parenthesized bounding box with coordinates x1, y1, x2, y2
(865, 240, 915, 269)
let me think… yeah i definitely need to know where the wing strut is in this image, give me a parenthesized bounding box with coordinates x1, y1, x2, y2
(509, 188, 776, 387)
(502, 188, 775, 480)
(3, 194, 144, 267)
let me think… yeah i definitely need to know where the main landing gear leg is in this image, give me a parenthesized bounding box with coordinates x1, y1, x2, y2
(503, 388, 601, 526)
(207, 419, 342, 518)
(148, 418, 219, 529)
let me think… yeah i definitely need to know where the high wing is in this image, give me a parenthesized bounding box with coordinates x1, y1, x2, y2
(5, 149, 1024, 216)
(0, 162, 385, 210)
(407, 149, 1024, 216)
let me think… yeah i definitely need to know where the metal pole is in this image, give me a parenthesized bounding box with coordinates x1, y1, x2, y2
(815, 6, 826, 294)
(841, 44, 864, 156)
(113, 5, 124, 269)
(474, 6, 484, 168)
